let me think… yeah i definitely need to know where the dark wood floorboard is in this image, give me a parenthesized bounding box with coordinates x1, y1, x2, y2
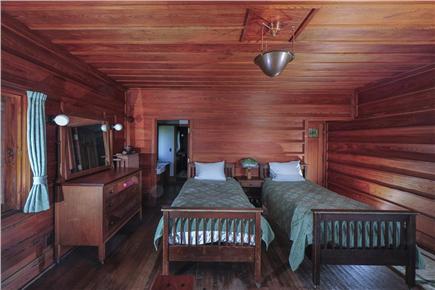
(25, 181, 420, 290)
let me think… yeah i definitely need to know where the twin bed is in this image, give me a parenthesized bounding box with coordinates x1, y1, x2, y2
(260, 164, 423, 287)
(153, 163, 273, 285)
(154, 161, 422, 288)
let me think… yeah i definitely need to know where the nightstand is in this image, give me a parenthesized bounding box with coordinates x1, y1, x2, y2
(235, 176, 263, 207)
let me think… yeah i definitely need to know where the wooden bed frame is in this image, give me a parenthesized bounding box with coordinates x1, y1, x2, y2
(161, 162, 263, 285)
(259, 162, 417, 288)
(312, 209, 416, 288)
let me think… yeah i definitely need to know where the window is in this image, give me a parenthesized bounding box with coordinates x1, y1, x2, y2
(1, 89, 30, 215)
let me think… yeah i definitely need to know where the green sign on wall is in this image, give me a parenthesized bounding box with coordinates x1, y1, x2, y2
(308, 128, 319, 138)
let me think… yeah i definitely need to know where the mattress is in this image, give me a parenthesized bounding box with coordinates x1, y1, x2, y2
(153, 177, 275, 248)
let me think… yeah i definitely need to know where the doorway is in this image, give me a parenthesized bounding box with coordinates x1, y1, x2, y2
(156, 120, 190, 194)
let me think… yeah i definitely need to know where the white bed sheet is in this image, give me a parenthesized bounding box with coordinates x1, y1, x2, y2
(169, 230, 256, 245)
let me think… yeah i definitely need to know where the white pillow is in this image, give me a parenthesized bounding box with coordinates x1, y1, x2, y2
(194, 161, 226, 181)
(269, 161, 304, 182)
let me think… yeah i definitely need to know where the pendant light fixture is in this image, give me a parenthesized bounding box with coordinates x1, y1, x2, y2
(254, 22, 295, 77)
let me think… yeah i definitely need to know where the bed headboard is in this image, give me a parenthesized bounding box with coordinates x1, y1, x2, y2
(259, 161, 307, 179)
(188, 162, 235, 178)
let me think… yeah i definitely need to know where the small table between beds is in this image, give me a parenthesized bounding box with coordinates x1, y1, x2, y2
(235, 176, 263, 207)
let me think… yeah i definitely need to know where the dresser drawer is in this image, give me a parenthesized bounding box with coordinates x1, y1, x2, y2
(105, 197, 140, 236)
(104, 174, 139, 198)
(105, 184, 139, 210)
(104, 183, 140, 236)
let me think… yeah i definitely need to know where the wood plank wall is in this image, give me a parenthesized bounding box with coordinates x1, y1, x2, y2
(126, 89, 353, 194)
(327, 65, 435, 252)
(1, 14, 125, 290)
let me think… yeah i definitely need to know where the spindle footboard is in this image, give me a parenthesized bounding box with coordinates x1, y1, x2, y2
(162, 207, 263, 285)
(312, 209, 416, 288)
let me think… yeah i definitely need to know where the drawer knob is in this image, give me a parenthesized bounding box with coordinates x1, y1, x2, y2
(123, 180, 135, 188)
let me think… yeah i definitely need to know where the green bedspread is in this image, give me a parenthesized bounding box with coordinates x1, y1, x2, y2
(262, 179, 425, 271)
(154, 177, 275, 249)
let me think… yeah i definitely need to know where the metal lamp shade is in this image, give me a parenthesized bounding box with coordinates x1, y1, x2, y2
(254, 50, 294, 77)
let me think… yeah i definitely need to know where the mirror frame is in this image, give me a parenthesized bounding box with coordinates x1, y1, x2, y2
(59, 116, 112, 181)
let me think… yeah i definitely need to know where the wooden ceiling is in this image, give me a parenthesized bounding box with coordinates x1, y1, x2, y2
(2, 1, 435, 94)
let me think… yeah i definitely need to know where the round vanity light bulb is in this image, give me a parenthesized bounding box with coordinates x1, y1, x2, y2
(53, 114, 70, 126)
(113, 123, 123, 131)
(101, 124, 108, 132)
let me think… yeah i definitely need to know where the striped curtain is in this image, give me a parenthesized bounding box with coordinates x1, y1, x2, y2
(23, 91, 49, 213)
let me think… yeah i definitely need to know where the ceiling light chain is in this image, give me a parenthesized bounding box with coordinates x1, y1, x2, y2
(261, 25, 264, 52)
(291, 25, 295, 54)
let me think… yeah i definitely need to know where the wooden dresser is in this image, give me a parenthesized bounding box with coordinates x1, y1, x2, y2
(55, 168, 142, 263)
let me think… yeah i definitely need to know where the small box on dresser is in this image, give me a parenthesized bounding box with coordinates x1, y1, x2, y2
(55, 168, 142, 263)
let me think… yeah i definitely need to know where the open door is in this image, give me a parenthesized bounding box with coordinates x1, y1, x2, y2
(156, 120, 190, 191)
(158, 125, 175, 176)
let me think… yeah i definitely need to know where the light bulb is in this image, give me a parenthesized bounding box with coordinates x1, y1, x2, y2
(101, 124, 108, 132)
(112, 123, 123, 131)
(53, 114, 69, 126)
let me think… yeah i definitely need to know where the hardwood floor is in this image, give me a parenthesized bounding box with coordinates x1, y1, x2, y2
(25, 182, 418, 290)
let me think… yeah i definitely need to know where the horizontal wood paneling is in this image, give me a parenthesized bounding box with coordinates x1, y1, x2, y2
(127, 89, 352, 193)
(328, 172, 434, 219)
(328, 152, 434, 179)
(328, 162, 434, 198)
(357, 66, 435, 105)
(327, 65, 435, 252)
(328, 125, 434, 144)
(1, 15, 126, 290)
(328, 182, 435, 248)
(328, 110, 435, 131)
(327, 142, 435, 160)
(358, 88, 435, 118)
(3, 2, 433, 93)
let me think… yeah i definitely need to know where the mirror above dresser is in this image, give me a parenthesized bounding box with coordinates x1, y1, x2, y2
(59, 116, 112, 181)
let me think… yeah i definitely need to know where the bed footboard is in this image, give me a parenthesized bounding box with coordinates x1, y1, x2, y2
(162, 207, 263, 285)
(312, 209, 416, 288)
